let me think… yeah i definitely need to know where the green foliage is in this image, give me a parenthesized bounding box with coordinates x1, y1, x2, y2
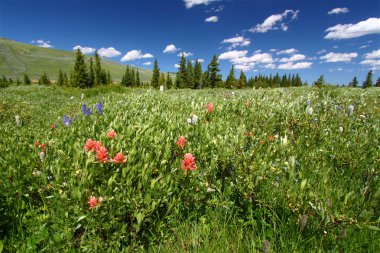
(349, 76, 358, 87)
(209, 55, 220, 88)
(23, 73, 31, 85)
(175, 53, 187, 89)
(193, 60, 202, 89)
(363, 70, 373, 89)
(38, 71, 51, 85)
(71, 49, 88, 88)
(166, 72, 173, 90)
(313, 75, 325, 87)
(376, 77, 380, 87)
(225, 65, 237, 89)
(0, 85, 379, 252)
(88, 58, 95, 87)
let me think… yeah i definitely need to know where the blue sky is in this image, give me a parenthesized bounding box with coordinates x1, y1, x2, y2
(1, 0, 379, 84)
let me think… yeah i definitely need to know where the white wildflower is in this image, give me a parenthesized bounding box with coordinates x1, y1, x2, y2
(339, 126, 343, 132)
(191, 114, 198, 124)
(307, 107, 313, 115)
(187, 118, 192, 124)
(15, 115, 21, 126)
(281, 134, 288, 146)
(81, 93, 85, 100)
(159, 85, 164, 92)
(70, 96, 74, 100)
(39, 151, 45, 163)
(347, 105, 354, 116)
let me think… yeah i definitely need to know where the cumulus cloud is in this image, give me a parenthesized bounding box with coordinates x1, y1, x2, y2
(184, 0, 217, 8)
(143, 61, 152, 66)
(320, 52, 358, 62)
(324, 18, 380, 40)
(196, 58, 205, 63)
(265, 63, 276, 69)
(121, 50, 154, 62)
(73, 45, 96, 54)
(221, 36, 251, 49)
(276, 48, 298, 55)
(277, 62, 312, 70)
(361, 49, 380, 69)
(249, 9, 299, 33)
(205, 16, 218, 22)
(235, 65, 252, 71)
(328, 7, 349, 15)
(98, 47, 121, 58)
(163, 44, 181, 53)
(174, 64, 180, 68)
(364, 49, 380, 59)
(31, 39, 53, 48)
(218, 50, 248, 60)
(279, 54, 306, 62)
(317, 49, 327, 55)
(178, 51, 194, 57)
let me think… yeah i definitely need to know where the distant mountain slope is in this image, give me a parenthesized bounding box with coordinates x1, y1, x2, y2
(0, 38, 152, 82)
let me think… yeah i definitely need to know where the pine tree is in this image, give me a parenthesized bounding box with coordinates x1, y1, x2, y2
(151, 60, 160, 88)
(238, 70, 247, 89)
(225, 65, 237, 89)
(166, 72, 173, 89)
(63, 73, 69, 86)
(2, 75, 7, 84)
(313, 75, 325, 87)
(186, 60, 194, 89)
(72, 48, 88, 88)
(362, 70, 373, 88)
(57, 69, 64, 86)
(375, 77, 380, 87)
(107, 70, 112, 84)
(16, 78, 21, 85)
(88, 58, 95, 87)
(136, 70, 141, 86)
(202, 65, 210, 89)
(8, 78, 13, 84)
(159, 72, 166, 87)
(209, 55, 220, 88)
(94, 50, 102, 85)
(39, 71, 51, 85)
(349, 76, 358, 87)
(193, 60, 202, 89)
(175, 53, 187, 89)
(23, 73, 31, 85)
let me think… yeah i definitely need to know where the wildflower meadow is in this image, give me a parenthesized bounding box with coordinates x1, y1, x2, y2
(0, 85, 379, 252)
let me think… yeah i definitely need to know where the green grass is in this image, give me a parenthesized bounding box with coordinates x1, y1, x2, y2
(0, 85, 379, 252)
(0, 38, 153, 82)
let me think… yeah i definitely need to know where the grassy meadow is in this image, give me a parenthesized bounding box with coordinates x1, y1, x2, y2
(0, 85, 379, 252)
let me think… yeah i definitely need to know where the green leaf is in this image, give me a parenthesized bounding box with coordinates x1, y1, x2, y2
(77, 215, 86, 222)
(0, 240, 3, 253)
(366, 225, 380, 231)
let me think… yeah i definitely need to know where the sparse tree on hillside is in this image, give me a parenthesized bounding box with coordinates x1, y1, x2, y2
(88, 58, 95, 87)
(362, 70, 373, 88)
(71, 48, 88, 88)
(238, 70, 247, 89)
(57, 69, 64, 86)
(166, 72, 173, 89)
(193, 60, 202, 89)
(313, 75, 325, 87)
(151, 60, 160, 89)
(39, 71, 51, 85)
(209, 55, 220, 88)
(375, 77, 380, 87)
(63, 73, 69, 86)
(225, 65, 237, 89)
(349, 76, 358, 87)
(16, 78, 21, 85)
(23, 73, 31, 85)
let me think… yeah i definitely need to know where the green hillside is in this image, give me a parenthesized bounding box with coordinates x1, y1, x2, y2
(0, 37, 153, 82)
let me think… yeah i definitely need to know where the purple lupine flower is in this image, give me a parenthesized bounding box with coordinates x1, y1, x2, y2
(82, 104, 92, 116)
(95, 101, 103, 115)
(336, 105, 341, 112)
(306, 101, 311, 107)
(63, 115, 72, 126)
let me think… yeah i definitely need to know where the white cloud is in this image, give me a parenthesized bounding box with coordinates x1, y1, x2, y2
(279, 54, 306, 62)
(174, 64, 180, 68)
(197, 59, 205, 63)
(269, 49, 277, 52)
(163, 44, 180, 53)
(364, 49, 380, 59)
(184, 0, 217, 8)
(359, 45, 369, 49)
(205, 16, 218, 22)
(73, 45, 96, 54)
(143, 61, 152, 66)
(320, 52, 358, 62)
(31, 39, 53, 48)
(234, 65, 252, 71)
(276, 48, 298, 55)
(328, 7, 349, 15)
(317, 49, 327, 55)
(325, 18, 380, 40)
(265, 63, 276, 69)
(249, 9, 299, 33)
(98, 47, 121, 58)
(121, 50, 154, 62)
(221, 36, 251, 49)
(231, 53, 274, 64)
(277, 62, 312, 69)
(218, 50, 248, 60)
(178, 51, 194, 57)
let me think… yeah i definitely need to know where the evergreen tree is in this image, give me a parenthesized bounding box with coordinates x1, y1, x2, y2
(313, 75, 325, 87)
(202, 65, 210, 89)
(72, 48, 88, 88)
(186, 60, 194, 89)
(225, 65, 236, 89)
(238, 70, 247, 89)
(375, 77, 380, 87)
(151, 60, 160, 88)
(273, 73, 281, 87)
(23, 73, 31, 85)
(175, 53, 187, 89)
(209, 55, 220, 88)
(193, 60, 202, 89)
(88, 58, 95, 87)
(39, 71, 51, 85)
(16, 78, 21, 85)
(159, 72, 166, 87)
(362, 70, 373, 88)
(107, 70, 112, 84)
(94, 50, 102, 85)
(63, 73, 69, 86)
(349, 76, 358, 87)
(57, 69, 64, 86)
(2, 75, 7, 84)
(166, 72, 173, 89)
(136, 70, 141, 86)
(8, 78, 13, 84)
